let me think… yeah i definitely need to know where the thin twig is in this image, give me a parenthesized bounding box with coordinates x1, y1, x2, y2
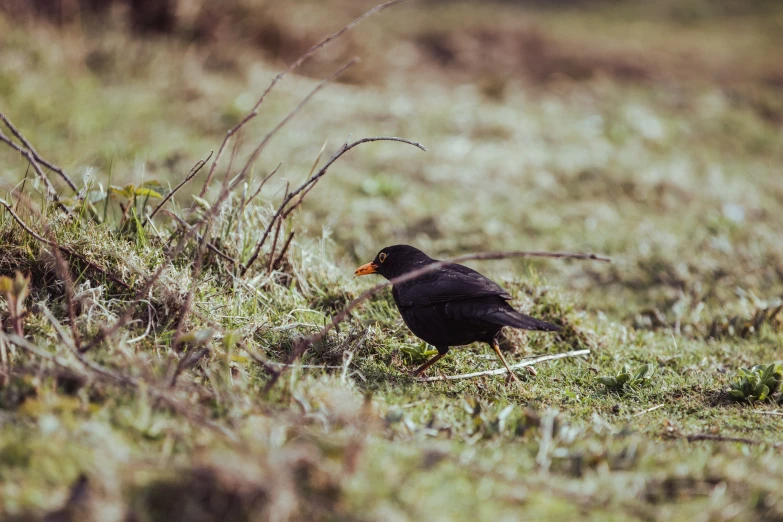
(684, 433, 783, 448)
(0, 198, 131, 290)
(448, 251, 610, 264)
(164, 211, 238, 266)
(632, 403, 664, 418)
(145, 151, 212, 226)
(197, 0, 406, 197)
(0, 127, 70, 212)
(266, 205, 284, 274)
(236, 59, 359, 193)
(416, 349, 590, 382)
(271, 232, 295, 271)
(244, 163, 283, 204)
(2, 332, 78, 373)
(263, 248, 608, 392)
(752, 411, 783, 416)
(48, 232, 83, 351)
(0, 111, 79, 192)
(171, 228, 208, 352)
(267, 361, 346, 370)
(281, 141, 328, 221)
(242, 136, 427, 275)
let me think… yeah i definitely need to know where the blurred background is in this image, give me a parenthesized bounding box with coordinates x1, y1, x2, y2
(1, 0, 782, 326)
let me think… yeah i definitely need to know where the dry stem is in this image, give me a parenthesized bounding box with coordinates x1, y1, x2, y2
(416, 349, 591, 382)
(0, 111, 78, 192)
(242, 136, 427, 275)
(145, 151, 212, 225)
(197, 0, 406, 197)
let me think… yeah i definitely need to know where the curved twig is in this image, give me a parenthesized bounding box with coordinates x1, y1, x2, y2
(198, 0, 407, 197)
(0, 127, 70, 213)
(242, 136, 427, 275)
(145, 151, 212, 226)
(0, 111, 78, 192)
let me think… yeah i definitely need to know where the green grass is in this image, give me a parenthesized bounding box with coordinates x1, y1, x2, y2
(1, 2, 783, 520)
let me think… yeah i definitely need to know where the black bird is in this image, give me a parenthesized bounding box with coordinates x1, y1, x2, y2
(355, 245, 561, 381)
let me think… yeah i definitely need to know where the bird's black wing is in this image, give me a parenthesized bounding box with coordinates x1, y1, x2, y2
(393, 263, 512, 307)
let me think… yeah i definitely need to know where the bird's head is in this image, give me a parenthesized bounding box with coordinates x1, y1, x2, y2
(354, 244, 434, 280)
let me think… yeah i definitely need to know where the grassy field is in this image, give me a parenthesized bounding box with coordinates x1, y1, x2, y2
(1, 1, 783, 520)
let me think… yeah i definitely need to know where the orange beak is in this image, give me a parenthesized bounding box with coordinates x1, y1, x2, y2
(354, 262, 378, 277)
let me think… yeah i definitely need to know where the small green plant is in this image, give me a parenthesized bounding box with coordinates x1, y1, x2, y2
(400, 342, 436, 361)
(728, 364, 783, 402)
(597, 364, 655, 391)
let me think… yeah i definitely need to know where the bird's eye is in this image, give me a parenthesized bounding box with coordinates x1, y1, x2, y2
(379, 252, 387, 263)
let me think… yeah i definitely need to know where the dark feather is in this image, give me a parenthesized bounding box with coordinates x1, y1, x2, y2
(393, 263, 511, 307)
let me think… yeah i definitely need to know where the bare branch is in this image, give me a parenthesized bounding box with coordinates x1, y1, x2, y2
(163, 211, 238, 266)
(145, 151, 212, 225)
(416, 349, 591, 382)
(266, 212, 284, 275)
(271, 232, 295, 271)
(172, 218, 210, 352)
(237, 59, 359, 188)
(242, 136, 427, 275)
(631, 403, 665, 418)
(0, 127, 70, 212)
(198, 0, 406, 197)
(170, 348, 210, 387)
(48, 232, 83, 351)
(684, 433, 783, 448)
(0, 111, 78, 192)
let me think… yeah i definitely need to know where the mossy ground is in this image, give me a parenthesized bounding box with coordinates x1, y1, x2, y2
(1, 1, 782, 520)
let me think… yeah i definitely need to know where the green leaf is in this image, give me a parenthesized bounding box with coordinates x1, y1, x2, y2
(109, 185, 134, 199)
(633, 364, 650, 381)
(134, 187, 162, 199)
(728, 389, 747, 400)
(597, 377, 618, 388)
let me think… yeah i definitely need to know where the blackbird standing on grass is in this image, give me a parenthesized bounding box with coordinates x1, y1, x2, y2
(355, 245, 561, 381)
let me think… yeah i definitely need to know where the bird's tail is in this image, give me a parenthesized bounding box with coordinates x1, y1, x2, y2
(492, 308, 561, 332)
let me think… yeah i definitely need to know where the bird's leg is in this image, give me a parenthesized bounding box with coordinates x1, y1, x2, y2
(412, 352, 446, 377)
(491, 340, 520, 382)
